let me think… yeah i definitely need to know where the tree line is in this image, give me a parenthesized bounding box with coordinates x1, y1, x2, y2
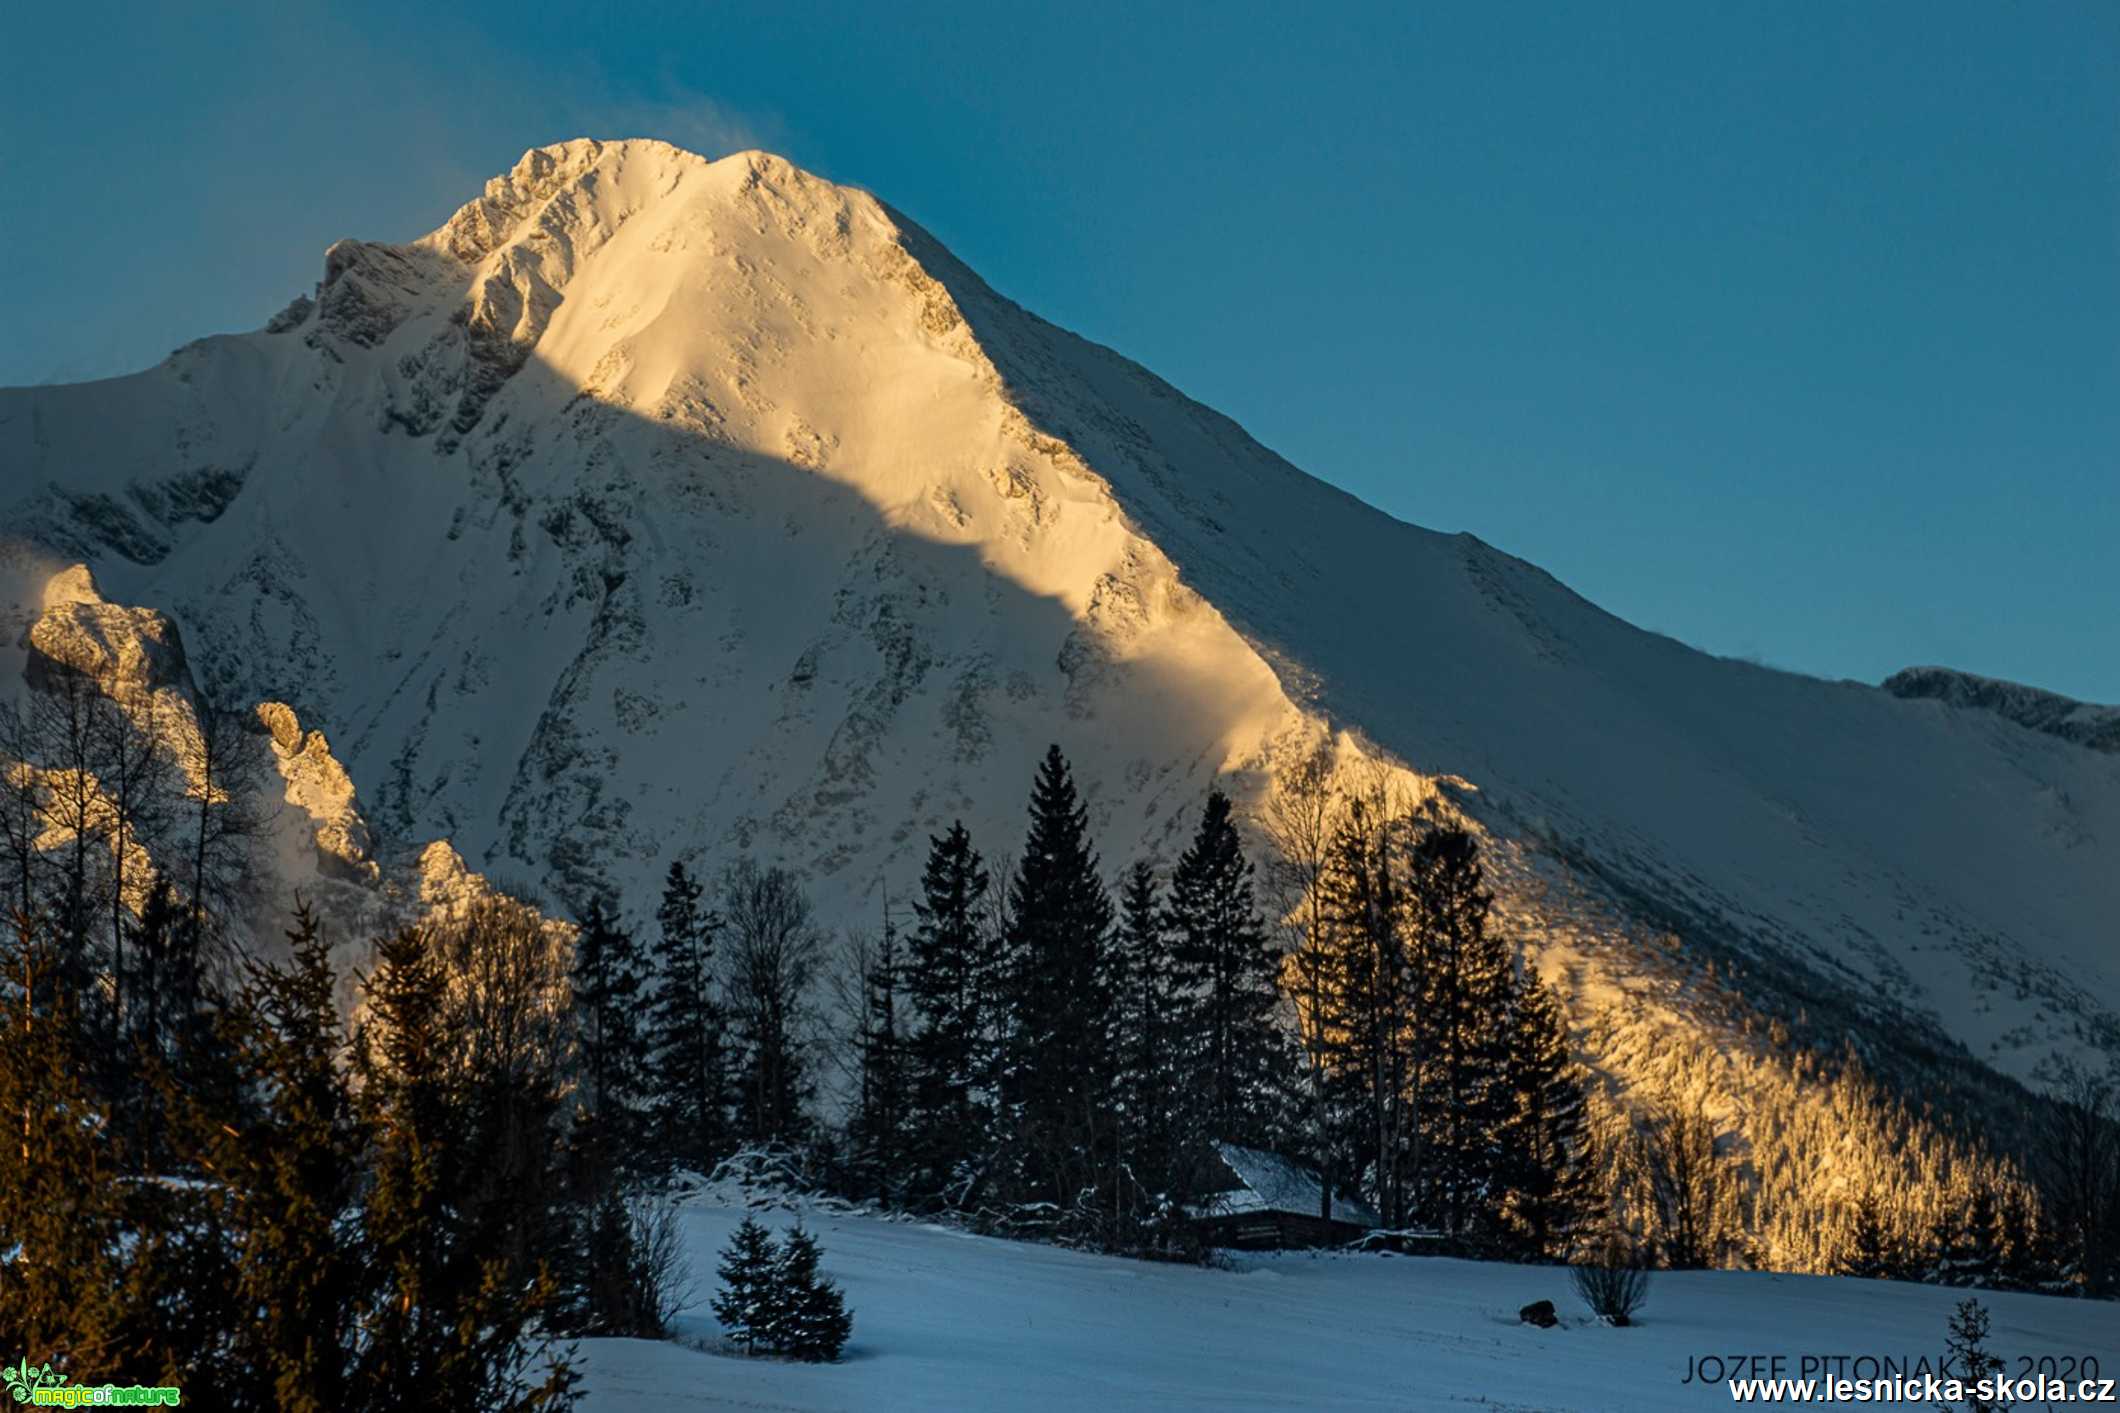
(564, 744, 1604, 1260)
(3, 669, 2115, 1407)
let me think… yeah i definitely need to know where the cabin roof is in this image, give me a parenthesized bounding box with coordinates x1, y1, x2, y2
(1196, 1143, 1380, 1229)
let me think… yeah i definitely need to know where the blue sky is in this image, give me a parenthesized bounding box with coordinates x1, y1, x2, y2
(6, 1, 2115, 699)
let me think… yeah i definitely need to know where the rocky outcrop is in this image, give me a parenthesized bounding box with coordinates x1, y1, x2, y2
(1884, 665, 2120, 754)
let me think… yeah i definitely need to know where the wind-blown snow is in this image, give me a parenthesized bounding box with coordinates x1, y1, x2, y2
(1, 138, 2112, 1103)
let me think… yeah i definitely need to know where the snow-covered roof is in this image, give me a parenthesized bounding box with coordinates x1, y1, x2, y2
(1198, 1143, 1380, 1228)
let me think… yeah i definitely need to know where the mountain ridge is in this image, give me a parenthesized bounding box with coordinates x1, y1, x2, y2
(3, 138, 2114, 1267)
(1883, 664, 2120, 755)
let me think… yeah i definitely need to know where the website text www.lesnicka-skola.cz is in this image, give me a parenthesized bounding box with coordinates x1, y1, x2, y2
(1727, 1372, 2118, 1404)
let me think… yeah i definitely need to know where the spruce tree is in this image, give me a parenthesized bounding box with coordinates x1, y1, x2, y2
(1107, 858, 1188, 1243)
(572, 895, 651, 1174)
(850, 915, 912, 1200)
(579, 1185, 665, 1338)
(1495, 969, 1597, 1257)
(0, 912, 129, 1362)
(1942, 1298, 2008, 1413)
(1, 910, 231, 1401)
(1000, 746, 1115, 1217)
(352, 924, 576, 1408)
(646, 861, 729, 1176)
(712, 1217, 781, 1355)
(195, 904, 364, 1406)
(1168, 789, 1291, 1151)
(115, 874, 184, 1159)
(1408, 823, 1513, 1235)
(1937, 1183, 2004, 1288)
(1840, 1189, 1903, 1280)
(1316, 798, 1420, 1228)
(905, 822, 997, 1206)
(773, 1224, 853, 1362)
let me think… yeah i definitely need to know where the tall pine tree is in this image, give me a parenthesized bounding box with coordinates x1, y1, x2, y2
(645, 861, 728, 1176)
(352, 924, 575, 1408)
(1408, 823, 1513, 1235)
(571, 895, 651, 1177)
(1000, 746, 1115, 1219)
(904, 822, 997, 1207)
(1494, 968, 1597, 1257)
(192, 903, 365, 1407)
(0, 911, 129, 1364)
(1106, 858, 1189, 1244)
(849, 912, 912, 1200)
(1317, 798, 1421, 1228)
(1167, 789, 1291, 1150)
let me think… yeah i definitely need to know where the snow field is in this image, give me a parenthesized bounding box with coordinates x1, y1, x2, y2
(579, 1202, 2117, 1411)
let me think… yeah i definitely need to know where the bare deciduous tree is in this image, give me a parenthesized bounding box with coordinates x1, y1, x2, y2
(0, 704, 49, 926)
(1634, 1088, 1744, 1269)
(1261, 738, 1343, 1218)
(95, 682, 178, 1042)
(428, 891, 573, 1089)
(174, 695, 266, 981)
(1571, 1234, 1652, 1325)
(2036, 1062, 2120, 1296)
(720, 859, 821, 1145)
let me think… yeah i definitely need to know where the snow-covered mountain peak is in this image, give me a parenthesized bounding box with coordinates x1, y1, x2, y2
(5, 140, 2116, 1264)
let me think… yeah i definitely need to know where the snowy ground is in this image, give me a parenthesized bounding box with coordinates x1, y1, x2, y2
(580, 1202, 2118, 1411)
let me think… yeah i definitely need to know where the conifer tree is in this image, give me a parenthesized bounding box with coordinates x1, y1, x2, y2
(849, 915, 912, 1199)
(1000, 746, 1115, 1216)
(0, 704, 46, 924)
(646, 860, 729, 1175)
(772, 1224, 853, 1362)
(1168, 789, 1291, 1150)
(1407, 823, 1513, 1235)
(1495, 969, 1597, 1256)
(1942, 1298, 2008, 1413)
(572, 895, 651, 1172)
(0, 911, 129, 1361)
(1106, 858, 1188, 1241)
(1837, 1188, 1905, 1280)
(904, 822, 997, 1206)
(578, 1185, 668, 1338)
(712, 1217, 781, 1355)
(1995, 1185, 2049, 1292)
(1316, 797, 1420, 1228)
(1935, 1183, 2003, 1288)
(352, 924, 576, 1408)
(116, 874, 186, 1158)
(194, 903, 364, 1406)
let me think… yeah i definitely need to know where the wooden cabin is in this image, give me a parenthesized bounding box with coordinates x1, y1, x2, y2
(1190, 1143, 1381, 1250)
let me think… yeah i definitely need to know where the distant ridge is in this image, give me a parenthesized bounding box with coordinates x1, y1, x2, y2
(1884, 665, 2120, 755)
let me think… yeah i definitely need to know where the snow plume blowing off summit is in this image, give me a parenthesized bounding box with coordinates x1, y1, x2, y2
(2, 138, 2116, 1273)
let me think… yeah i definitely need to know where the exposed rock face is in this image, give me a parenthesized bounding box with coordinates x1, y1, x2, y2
(0, 563, 552, 989)
(258, 700, 377, 883)
(1884, 666, 2120, 755)
(26, 564, 189, 696)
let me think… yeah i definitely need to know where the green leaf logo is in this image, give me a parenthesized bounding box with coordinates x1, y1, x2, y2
(2, 1360, 64, 1403)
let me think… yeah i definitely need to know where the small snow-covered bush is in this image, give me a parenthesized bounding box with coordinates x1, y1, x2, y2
(711, 1218, 854, 1362)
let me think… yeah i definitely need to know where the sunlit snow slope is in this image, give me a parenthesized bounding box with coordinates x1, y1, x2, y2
(2, 139, 2113, 1100)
